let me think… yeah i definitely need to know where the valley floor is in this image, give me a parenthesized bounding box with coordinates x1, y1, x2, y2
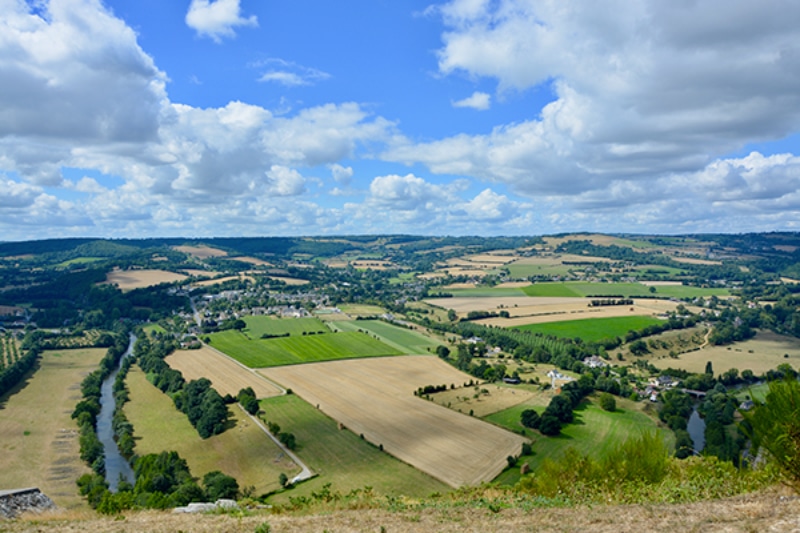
(6, 486, 799, 532)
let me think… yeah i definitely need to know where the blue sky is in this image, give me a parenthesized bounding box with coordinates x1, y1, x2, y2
(1, 0, 800, 241)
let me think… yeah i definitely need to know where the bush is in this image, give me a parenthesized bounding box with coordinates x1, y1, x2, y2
(599, 392, 616, 412)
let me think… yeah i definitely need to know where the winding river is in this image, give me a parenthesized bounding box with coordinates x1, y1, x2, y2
(96, 334, 136, 491)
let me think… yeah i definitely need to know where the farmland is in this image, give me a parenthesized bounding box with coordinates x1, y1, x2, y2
(165, 346, 283, 398)
(242, 315, 329, 337)
(260, 394, 448, 501)
(173, 245, 228, 258)
(330, 319, 441, 354)
(0, 348, 105, 510)
(209, 330, 402, 368)
(261, 356, 528, 488)
(522, 281, 730, 299)
(103, 268, 187, 291)
(513, 315, 665, 342)
(652, 330, 800, 376)
(125, 367, 298, 496)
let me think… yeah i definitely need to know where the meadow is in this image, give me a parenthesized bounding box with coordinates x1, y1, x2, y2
(330, 319, 441, 354)
(259, 394, 449, 502)
(209, 330, 402, 368)
(522, 281, 730, 298)
(262, 356, 528, 488)
(0, 348, 105, 510)
(513, 315, 664, 342)
(652, 330, 800, 376)
(242, 315, 329, 337)
(485, 396, 672, 485)
(125, 368, 298, 496)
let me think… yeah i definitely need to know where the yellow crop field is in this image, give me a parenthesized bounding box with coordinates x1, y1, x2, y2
(261, 356, 527, 488)
(165, 346, 283, 398)
(173, 245, 228, 258)
(103, 269, 187, 291)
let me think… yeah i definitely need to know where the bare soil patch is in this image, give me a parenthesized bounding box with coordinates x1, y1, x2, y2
(165, 346, 282, 398)
(173, 245, 228, 259)
(103, 269, 187, 291)
(0, 348, 105, 510)
(260, 356, 527, 488)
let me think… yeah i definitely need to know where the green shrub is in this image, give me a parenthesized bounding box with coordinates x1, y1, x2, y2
(599, 392, 616, 412)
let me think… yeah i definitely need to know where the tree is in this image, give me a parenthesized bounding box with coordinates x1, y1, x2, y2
(436, 345, 450, 359)
(520, 409, 541, 429)
(705, 360, 714, 376)
(544, 395, 573, 424)
(447, 309, 457, 321)
(278, 472, 289, 488)
(538, 414, 561, 436)
(203, 471, 239, 501)
(599, 392, 616, 412)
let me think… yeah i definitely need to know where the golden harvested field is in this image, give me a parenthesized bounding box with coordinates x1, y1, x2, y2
(0, 348, 105, 510)
(181, 269, 219, 278)
(165, 346, 282, 398)
(126, 368, 298, 495)
(670, 256, 722, 265)
(427, 296, 681, 325)
(174, 245, 228, 258)
(430, 383, 543, 417)
(462, 253, 518, 264)
(192, 274, 255, 287)
(260, 356, 527, 488)
(104, 269, 187, 291)
(231, 256, 273, 266)
(653, 331, 800, 376)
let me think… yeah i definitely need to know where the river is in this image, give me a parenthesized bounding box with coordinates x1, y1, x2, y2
(687, 406, 706, 454)
(96, 333, 136, 491)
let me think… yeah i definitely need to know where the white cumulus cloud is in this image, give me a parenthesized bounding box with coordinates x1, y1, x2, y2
(186, 0, 258, 43)
(452, 91, 491, 110)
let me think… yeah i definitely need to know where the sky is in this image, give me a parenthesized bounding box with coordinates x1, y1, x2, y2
(2, 0, 800, 241)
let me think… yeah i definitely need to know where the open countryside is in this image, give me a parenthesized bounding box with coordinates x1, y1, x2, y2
(261, 356, 528, 487)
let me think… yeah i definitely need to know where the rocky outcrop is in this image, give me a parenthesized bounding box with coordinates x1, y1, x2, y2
(0, 488, 56, 518)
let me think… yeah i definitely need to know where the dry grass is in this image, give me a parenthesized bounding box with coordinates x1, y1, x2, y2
(670, 256, 722, 265)
(165, 346, 283, 399)
(125, 368, 298, 495)
(260, 356, 527, 488)
(173, 245, 228, 259)
(192, 274, 255, 287)
(653, 330, 800, 376)
(351, 260, 395, 270)
(180, 269, 220, 278)
(0, 348, 105, 510)
(430, 383, 540, 417)
(8, 486, 800, 532)
(231, 256, 273, 266)
(103, 269, 187, 291)
(268, 276, 309, 286)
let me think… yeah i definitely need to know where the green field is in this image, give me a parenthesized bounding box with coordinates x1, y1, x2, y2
(243, 315, 329, 337)
(209, 330, 402, 368)
(330, 320, 441, 354)
(505, 263, 574, 278)
(513, 316, 664, 342)
(260, 394, 449, 502)
(485, 396, 672, 485)
(338, 303, 388, 316)
(522, 282, 730, 298)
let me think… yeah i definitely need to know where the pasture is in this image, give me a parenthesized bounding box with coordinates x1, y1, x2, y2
(652, 330, 800, 376)
(504, 254, 612, 278)
(513, 315, 664, 342)
(485, 396, 671, 485)
(268, 276, 309, 286)
(125, 368, 298, 496)
(337, 303, 388, 317)
(165, 346, 283, 398)
(261, 356, 528, 488)
(242, 315, 329, 337)
(209, 330, 402, 368)
(103, 268, 187, 291)
(330, 320, 440, 354)
(0, 348, 106, 510)
(430, 383, 548, 417)
(260, 394, 448, 502)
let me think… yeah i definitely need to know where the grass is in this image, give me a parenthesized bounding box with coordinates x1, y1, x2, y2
(0, 348, 106, 510)
(522, 282, 730, 298)
(513, 315, 664, 342)
(242, 315, 329, 337)
(338, 303, 388, 316)
(444, 287, 528, 297)
(209, 330, 402, 368)
(486, 396, 672, 485)
(125, 367, 298, 496)
(260, 394, 449, 502)
(330, 320, 441, 354)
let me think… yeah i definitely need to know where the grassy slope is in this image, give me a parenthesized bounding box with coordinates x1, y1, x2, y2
(513, 315, 664, 342)
(125, 367, 299, 496)
(330, 320, 441, 354)
(209, 330, 402, 368)
(486, 395, 673, 485)
(242, 315, 329, 337)
(260, 394, 449, 502)
(0, 348, 105, 510)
